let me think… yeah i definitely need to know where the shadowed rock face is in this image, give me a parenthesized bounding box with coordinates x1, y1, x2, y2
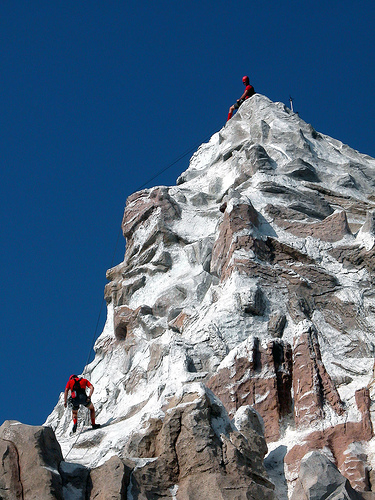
(34, 95, 375, 498)
(290, 451, 365, 500)
(0, 438, 22, 500)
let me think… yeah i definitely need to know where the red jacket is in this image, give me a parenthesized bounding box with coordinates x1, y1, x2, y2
(65, 377, 92, 398)
(244, 84, 255, 99)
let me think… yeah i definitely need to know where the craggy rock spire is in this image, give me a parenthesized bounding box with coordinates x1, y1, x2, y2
(42, 95, 375, 499)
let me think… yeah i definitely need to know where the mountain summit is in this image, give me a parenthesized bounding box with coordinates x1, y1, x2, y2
(7, 94, 375, 499)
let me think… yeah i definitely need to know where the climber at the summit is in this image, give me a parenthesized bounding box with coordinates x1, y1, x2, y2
(64, 374, 101, 433)
(227, 76, 255, 121)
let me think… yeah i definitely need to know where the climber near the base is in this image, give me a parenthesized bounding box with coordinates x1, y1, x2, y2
(227, 75, 255, 121)
(64, 374, 101, 433)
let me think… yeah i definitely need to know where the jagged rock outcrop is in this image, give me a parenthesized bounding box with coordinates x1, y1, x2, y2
(89, 455, 131, 499)
(207, 338, 293, 442)
(293, 325, 345, 427)
(0, 438, 23, 499)
(36, 94, 375, 499)
(0, 421, 64, 499)
(274, 209, 352, 242)
(290, 451, 366, 500)
(285, 387, 373, 491)
(124, 387, 276, 499)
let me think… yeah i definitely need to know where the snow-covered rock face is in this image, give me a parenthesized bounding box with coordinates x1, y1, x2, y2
(47, 94, 375, 498)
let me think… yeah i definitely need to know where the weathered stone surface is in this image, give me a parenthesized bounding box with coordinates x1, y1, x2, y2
(258, 181, 333, 219)
(168, 310, 191, 333)
(286, 269, 339, 323)
(0, 438, 22, 500)
(361, 210, 375, 234)
(245, 143, 274, 174)
(265, 203, 313, 222)
(59, 461, 89, 500)
(208, 339, 293, 441)
(304, 181, 375, 217)
(105, 274, 147, 306)
(211, 201, 336, 296)
(125, 417, 163, 458)
(275, 210, 352, 242)
(237, 285, 266, 315)
(267, 311, 287, 338)
(293, 326, 345, 427)
(331, 243, 375, 277)
(281, 158, 320, 182)
(290, 451, 364, 500)
(125, 389, 275, 499)
(122, 187, 181, 238)
(152, 285, 187, 316)
(0, 421, 64, 500)
(286, 388, 373, 489)
(114, 304, 153, 341)
(146, 343, 169, 374)
(210, 200, 260, 279)
(89, 455, 131, 499)
(103, 186, 182, 306)
(233, 406, 268, 459)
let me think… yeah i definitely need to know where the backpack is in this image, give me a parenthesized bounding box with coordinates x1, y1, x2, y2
(71, 377, 86, 398)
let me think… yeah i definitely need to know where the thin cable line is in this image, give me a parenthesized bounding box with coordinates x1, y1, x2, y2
(83, 124, 221, 368)
(64, 123, 222, 460)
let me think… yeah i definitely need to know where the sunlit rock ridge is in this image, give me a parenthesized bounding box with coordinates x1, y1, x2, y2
(44, 94, 375, 499)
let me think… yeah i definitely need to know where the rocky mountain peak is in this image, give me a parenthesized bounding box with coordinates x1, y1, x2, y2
(4, 94, 375, 499)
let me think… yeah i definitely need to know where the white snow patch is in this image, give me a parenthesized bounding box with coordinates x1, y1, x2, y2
(356, 229, 375, 251)
(169, 484, 179, 499)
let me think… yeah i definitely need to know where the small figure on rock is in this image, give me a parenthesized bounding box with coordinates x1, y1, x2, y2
(64, 374, 101, 433)
(227, 76, 255, 121)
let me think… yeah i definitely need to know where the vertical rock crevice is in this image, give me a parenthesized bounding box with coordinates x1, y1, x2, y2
(293, 325, 345, 428)
(208, 338, 293, 441)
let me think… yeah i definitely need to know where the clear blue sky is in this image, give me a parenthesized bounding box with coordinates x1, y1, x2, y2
(1, 1, 374, 426)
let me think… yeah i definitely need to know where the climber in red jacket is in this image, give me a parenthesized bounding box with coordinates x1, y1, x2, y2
(227, 76, 255, 121)
(64, 374, 101, 433)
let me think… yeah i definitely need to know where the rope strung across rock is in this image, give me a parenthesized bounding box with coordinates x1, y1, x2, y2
(63, 123, 221, 461)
